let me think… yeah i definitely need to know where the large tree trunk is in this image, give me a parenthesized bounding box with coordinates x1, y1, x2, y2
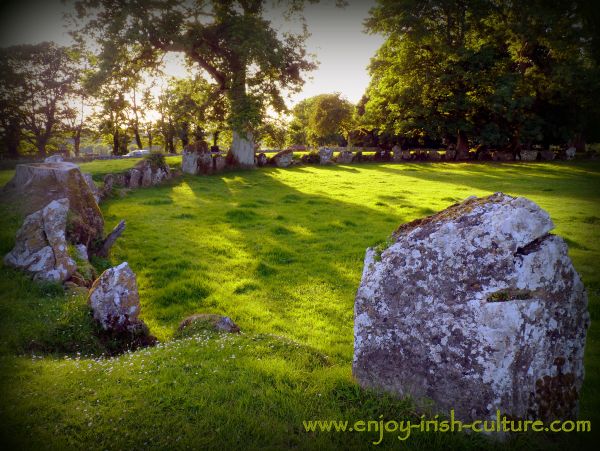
(455, 130, 469, 160)
(228, 61, 256, 168)
(73, 127, 81, 157)
(134, 127, 143, 149)
(112, 129, 119, 155)
(231, 130, 255, 167)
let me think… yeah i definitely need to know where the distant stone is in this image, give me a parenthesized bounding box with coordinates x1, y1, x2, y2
(88, 262, 144, 332)
(141, 166, 152, 187)
(540, 150, 555, 161)
(445, 148, 457, 160)
(4, 198, 77, 282)
(428, 150, 441, 161)
(256, 152, 268, 167)
(178, 313, 240, 336)
(213, 155, 226, 173)
(182, 150, 200, 175)
(337, 150, 354, 164)
(565, 147, 576, 160)
(197, 152, 214, 174)
(44, 154, 63, 163)
(353, 193, 589, 423)
(2, 162, 104, 249)
(492, 150, 514, 161)
(273, 149, 294, 168)
(520, 150, 538, 161)
(318, 147, 334, 164)
(128, 168, 142, 188)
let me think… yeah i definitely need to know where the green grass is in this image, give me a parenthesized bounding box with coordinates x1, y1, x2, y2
(1, 160, 599, 449)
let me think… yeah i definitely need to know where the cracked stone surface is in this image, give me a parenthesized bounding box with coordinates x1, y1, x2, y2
(353, 193, 589, 422)
(88, 262, 142, 331)
(4, 198, 77, 282)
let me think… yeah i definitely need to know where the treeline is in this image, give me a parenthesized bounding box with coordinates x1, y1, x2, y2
(1, 1, 599, 161)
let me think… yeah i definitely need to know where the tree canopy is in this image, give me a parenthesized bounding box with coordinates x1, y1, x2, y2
(363, 0, 600, 151)
(71, 0, 322, 166)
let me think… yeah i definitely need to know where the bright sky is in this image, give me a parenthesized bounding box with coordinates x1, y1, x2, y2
(0, 0, 384, 107)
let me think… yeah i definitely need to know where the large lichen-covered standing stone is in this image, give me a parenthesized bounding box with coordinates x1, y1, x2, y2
(353, 193, 589, 422)
(2, 162, 104, 249)
(4, 198, 77, 282)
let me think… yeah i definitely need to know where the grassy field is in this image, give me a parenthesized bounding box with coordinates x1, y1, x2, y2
(0, 159, 599, 449)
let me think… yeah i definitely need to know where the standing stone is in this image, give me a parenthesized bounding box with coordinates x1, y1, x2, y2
(82, 173, 101, 204)
(492, 150, 514, 161)
(520, 150, 538, 161)
(141, 166, 152, 187)
(273, 149, 294, 168)
(564, 147, 576, 160)
(2, 162, 104, 249)
(128, 168, 142, 188)
(44, 154, 63, 163)
(428, 150, 441, 161)
(182, 150, 200, 175)
(213, 155, 226, 173)
(88, 262, 143, 331)
(353, 193, 589, 423)
(540, 150, 555, 161)
(337, 150, 354, 164)
(445, 148, 457, 160)
(319, 147, 334, 164)
(198, 152, 214, 174)
(4, 198, 77, 282)
(256, 152, 268, 167)
(392, 146, 403, 162)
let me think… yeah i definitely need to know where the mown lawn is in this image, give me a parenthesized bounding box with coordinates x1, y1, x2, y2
(0, 160, 599, 450)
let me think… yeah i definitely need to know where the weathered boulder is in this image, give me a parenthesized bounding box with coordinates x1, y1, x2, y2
(520, 150, 538, 161)
(88, 262, 144, 332)
(428, 150, 441, 161)
(141, 166, 152, 187)
(318, 147, 334, 164)
(256, 152, 268, 167)
(4, 198, 77, 282)
(2, 162, 104, 248)
(392, 146, 404, 162)
(44, 154, 63, 163)
(182, 150, 200, 175)
(492, 150, 514, 161)
(127, 168, 142, 188)
(564, 147, 576, 160)
(337, 150, 354, 164)
(539, 150, 555, 161)
(273, 149, 294, 168)
(213, 155, 226, 173)
(353, 193, 589, 423)
(177, 314, 240, 336)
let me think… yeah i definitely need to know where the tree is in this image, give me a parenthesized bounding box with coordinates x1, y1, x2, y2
(287, 93, 354, 147)
(364, 0, 600, 152)
(0, 42, 78, 157)
(72, 0, 322, 167)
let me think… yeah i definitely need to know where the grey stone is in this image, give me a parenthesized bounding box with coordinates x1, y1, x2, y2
(4, 198, 77, 282)
(337, 150, 354, 164)
(213, 155, 226, 173)
(318, 147, 334, 164)
(353, 193, 589, 423)
(273, 149, 293, 168)
(520, 150, 538, 161)
(256, 152, 268, 167)
(178, 314, 241, 335)
(88, 262, 143, 331)
(128, 168, 142, 188)
(182, 150, 200, 175)
(540, 150, 555, 161)
(2, 162, 104, 248)
(44, 154, 63, 163)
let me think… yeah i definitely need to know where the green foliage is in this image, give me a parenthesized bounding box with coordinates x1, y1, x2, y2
(364, 0, 600, 148)
(288, 93, 355, 147)
(145, 152, 168, 171)
(73, 0, 319, 142)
